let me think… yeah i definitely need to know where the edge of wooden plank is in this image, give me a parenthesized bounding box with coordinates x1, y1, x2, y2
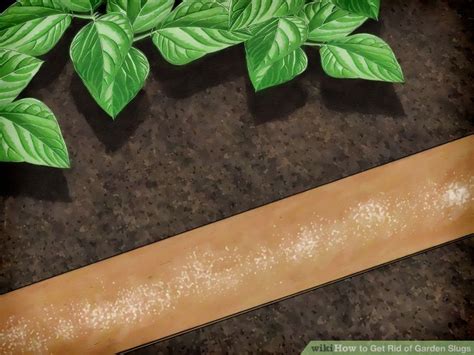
(123, 234, 473, 354)
(2, 134, 472, 295)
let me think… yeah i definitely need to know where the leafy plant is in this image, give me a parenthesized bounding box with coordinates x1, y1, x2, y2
(0, 0, 404, 169)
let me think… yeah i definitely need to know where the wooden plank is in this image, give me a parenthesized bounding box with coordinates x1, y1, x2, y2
(1, 136, 473, 354)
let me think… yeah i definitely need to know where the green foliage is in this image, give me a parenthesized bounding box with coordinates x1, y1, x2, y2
(152, 1, 250, 65)
(107, 0, 173, 34)
(0, 0, 404, 169)
(332, 0, 380, 20)
(0, 0, 71, 56)
(70, 13, 150, 118)
(0, 98, 70, 168)
(61, 0, 102, 12)
(0, 49, 42, 105)
(300, 1, 366, 42)
(320, 34, 404, 82)
(245, 16, 308, 90)
(230, 0, 304, 30)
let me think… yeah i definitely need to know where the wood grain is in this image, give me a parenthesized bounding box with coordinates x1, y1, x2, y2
(1, 136, 473, 354)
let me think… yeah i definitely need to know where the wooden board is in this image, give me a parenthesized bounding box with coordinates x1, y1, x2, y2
(1, 136, 473, 354)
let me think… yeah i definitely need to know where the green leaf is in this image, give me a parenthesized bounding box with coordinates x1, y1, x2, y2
(245, 16, 308, 90)
(184, 0, 230, 5)
(301, 0, 367, 42)
(0, 98, 70, 168)
(332, 0, 380, 20)
(107, 0, 174, 34)
(103, 47, 150, 117)
(70, 13, 150, 118)
(183, 0, 231, 9)
(0, 49, 43, 106)
(251, 48, 307, 91)
(17, 0, 68, 9)
(0, 2, 71, 56)
(61, 0, 103, 12)
(320, 34, 404, 82)
(152, 1, 250, 66)
(230, 0, 304, 30)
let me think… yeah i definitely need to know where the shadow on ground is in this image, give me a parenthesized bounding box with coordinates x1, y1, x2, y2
(140, 41, 248, 99)
(246, 81, 309, 125)
(0, 164, 71, 202)
(70, 76, 151, 153)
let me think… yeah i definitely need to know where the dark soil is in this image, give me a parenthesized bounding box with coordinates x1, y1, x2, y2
(0, 0, 473, 353)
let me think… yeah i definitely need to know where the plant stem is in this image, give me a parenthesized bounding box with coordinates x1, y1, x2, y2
(304, 42, 323, 47)
(133, 31, 157, 42)
(71, 13, 96, 20)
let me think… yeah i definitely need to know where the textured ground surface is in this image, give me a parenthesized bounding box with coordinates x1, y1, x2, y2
(0, 0, 473, 353)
